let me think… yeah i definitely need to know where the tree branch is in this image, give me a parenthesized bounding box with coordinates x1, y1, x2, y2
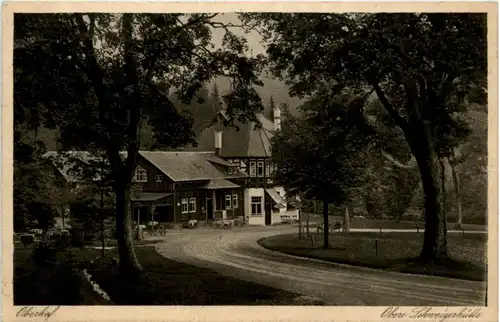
(75, 14, 123, 173)
(372, 83, 407, 129)
(381, 151, 417, 169)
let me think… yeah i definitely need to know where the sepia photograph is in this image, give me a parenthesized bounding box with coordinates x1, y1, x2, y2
(3, 2, 498, 321)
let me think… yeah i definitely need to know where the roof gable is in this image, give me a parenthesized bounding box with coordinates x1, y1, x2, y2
(190, 113, 275, 158)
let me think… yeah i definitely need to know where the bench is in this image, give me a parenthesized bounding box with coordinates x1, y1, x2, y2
(213, 220, 234, 229)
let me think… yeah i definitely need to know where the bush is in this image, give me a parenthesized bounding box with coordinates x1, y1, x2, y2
(70, 228, 85, 248)
(20, 234, 35, 247)
(32, 242, 57, 267)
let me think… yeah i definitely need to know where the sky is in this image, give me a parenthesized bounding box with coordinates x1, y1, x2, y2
(209, 13, 267, 55)
(207, 13, 302, 113)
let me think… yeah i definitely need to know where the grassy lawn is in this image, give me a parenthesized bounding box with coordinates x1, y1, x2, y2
(89, 246, 302, 305)
(258, 232, 487, 281)
(300, 215, 486, 232)
(14, 242, 303, 305)
(14, 245, 111, 305)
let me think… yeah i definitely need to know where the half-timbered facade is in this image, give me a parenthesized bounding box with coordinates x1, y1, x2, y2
(189, 105, 300, 226)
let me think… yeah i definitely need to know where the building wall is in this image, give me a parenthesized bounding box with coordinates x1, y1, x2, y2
(175, 187, 244, 222)
(271, 211, 282, 224)
(134, 157, 174, 192)
(245, 187, 266, 226)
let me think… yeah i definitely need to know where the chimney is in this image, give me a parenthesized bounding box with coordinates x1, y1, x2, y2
(273, 104, 281, 131)
(214, 130, 222, 156)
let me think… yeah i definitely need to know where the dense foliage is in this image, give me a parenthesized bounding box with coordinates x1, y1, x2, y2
(244, 12, 487, 259)
(15, 13, 265, 271)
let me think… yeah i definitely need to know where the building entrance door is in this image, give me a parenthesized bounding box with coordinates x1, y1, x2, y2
(206, 197, 214, 220)
(264, 197, 272, 225)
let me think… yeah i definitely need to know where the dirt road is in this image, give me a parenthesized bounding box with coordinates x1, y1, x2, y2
(154, 226, 486, 306)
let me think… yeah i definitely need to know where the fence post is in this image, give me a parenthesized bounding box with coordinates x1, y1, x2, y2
(375, 239, 378, 257)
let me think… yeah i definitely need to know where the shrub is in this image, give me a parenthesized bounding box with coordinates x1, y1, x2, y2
(70, 228, 85, 248)
(20, 234, 35, 247)
(32, 242, 57, 267)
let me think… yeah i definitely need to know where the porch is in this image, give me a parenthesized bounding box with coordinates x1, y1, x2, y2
(130, 179, 244, 228)
(131, 192, 174, 228)
(199, 179, 244, 221)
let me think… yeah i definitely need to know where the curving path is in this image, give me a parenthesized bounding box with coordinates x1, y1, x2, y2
(154, 226, 486, 306)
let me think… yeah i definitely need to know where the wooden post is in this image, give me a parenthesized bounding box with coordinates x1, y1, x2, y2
(205, 191, 209, 221)
(136, 206, 144, 240)
(344, 206, 350, 232)
(151, 205, 156, 232)
(173, 184, 177, 229)
(306, 211, 310, 235)
(212, 190, 217, 219)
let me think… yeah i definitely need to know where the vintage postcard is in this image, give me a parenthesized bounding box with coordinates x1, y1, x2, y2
(2, 1, 498, 322)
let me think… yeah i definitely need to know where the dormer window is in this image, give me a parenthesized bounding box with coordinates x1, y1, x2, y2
(134, 166, 147, 182)
(257, 161, 264, 177)
(249, 161, 256, 177)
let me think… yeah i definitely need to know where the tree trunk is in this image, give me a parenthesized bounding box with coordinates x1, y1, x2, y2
(322, 200, 329, 249)
(449, 157, 463, 226)
(376, 81, 448, 261)
(100, 186, 105, 258)
(298, 209, 303, 240)
(407, 131, 447, 260)
(115, 184, 142, 273)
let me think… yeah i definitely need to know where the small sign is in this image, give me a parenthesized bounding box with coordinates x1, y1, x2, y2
(176, 202, 180, 206)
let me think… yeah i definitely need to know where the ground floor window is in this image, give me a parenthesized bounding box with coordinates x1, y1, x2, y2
(251, 197, 262, 215)
(225, 195, 232, 209)
(181, 198, 188, 213)
(233, 194, 238, 208)
(189, 197, 196, 213)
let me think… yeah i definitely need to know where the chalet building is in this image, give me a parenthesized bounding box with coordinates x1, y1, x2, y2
(44, 150, 248, 227)
(44, 104, 300, 228)
(189, 104, 300, 226)
(129, 151, 247, 226)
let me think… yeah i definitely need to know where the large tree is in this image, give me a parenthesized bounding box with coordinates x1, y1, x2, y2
(242, 13, 487, 260)
(15, 13, 264, 272)
(272, 91, 373, 248)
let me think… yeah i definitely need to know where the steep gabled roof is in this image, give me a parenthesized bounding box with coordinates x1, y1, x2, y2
(190, 112, 275, 158)
(42, 151, 104, 182)
(45, 150, 246, 184)
(138, 151, 246, 182)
